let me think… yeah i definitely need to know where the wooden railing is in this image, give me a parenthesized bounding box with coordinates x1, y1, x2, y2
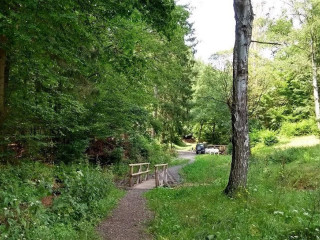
(154, 164, 168, 187)
(129, 163, 150, 187)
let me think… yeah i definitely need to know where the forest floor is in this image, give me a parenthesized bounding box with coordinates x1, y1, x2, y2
(97, 151, 195, 240)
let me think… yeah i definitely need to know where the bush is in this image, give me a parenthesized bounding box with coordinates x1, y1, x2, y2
(249, 131, 261, 147)
(260, 130, 279, 146)
(127, 135, 172, 165)
(280, 119, 318, 137)
(0, 161, 124, 239)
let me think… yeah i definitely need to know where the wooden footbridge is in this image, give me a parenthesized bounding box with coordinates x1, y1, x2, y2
(128, 162, 170, 189)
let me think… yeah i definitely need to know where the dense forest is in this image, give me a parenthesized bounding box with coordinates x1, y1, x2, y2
(2, 0, 320, 164)
(1, 0, 320, 239)
(0, 0, 194, 164)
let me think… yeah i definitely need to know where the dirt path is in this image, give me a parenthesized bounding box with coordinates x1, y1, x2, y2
(97, 151, 195, 240)
(168, 151, 195, 183)
(97, 188, 153, 240)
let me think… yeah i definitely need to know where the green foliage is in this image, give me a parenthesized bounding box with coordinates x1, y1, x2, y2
(110, 137, 174, 178)
(260, 130, 279, 146)
(0, 161, 124, 239)
(146, 145, 320, 239)
(227, 142, 233, 154)
(0, 0, 194, 163)
(248, 2, 320, 133)
(249, 131, 262, 147)
(280, 119, 318, 137)
(191, 61, 232, 144)
(250, 129, 279, 147)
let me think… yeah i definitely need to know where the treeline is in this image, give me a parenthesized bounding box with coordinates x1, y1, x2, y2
(191, 59, 232, 145)
(0, 1, 194, 163)
(191, 0, 320, 146)
(248, 0, 320, 141)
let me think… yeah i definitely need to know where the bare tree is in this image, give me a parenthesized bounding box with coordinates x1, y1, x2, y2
(224, 0, 254, 195)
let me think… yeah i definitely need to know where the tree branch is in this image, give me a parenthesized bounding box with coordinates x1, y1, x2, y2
(251, 40, 282, 46)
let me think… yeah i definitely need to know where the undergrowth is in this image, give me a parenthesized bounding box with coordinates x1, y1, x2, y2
(146, 145, 320, 239)
(0, 161, 124, 240)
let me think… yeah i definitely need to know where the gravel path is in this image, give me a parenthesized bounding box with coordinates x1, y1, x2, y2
(97, 189, 153, 240)
(97, 151, 195, 240)
(168, 151, 195, 183)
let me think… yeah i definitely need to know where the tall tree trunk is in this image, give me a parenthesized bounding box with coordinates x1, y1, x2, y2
(224, 0, 253, 195)
(0, 37, 6, 125)
(311, 37, 320, 129)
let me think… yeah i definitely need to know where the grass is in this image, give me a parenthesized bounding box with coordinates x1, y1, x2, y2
(0, 161, 124, 240)
(146, 142, 320, 239)
(169, 158, 190, 167)
(277, 135, 320, 149)
(253, 135, 320, 152)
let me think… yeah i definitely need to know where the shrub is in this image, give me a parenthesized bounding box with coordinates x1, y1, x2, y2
(146, 140, 172, 165)
(249, 131, 261, 147)
(0, 161, 123, 239)
(260, 130, 279, 146)
(127, 135, 172, 165)
(280, 119, 318, 137)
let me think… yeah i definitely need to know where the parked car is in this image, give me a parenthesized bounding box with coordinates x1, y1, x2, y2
(196, 143, 205, 154)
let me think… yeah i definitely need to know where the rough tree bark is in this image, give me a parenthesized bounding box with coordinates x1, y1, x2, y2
(311, 37, 320, 130)
(224, 0, 254, 195)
